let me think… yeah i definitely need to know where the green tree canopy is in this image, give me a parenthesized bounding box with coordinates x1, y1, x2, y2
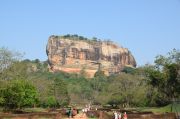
(146, 49, 180, 105)
(48, 77, 70, 107)
(1, 80, 38, 109)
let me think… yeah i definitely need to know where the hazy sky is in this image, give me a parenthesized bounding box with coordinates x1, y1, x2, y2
(0, 0, 180, 66)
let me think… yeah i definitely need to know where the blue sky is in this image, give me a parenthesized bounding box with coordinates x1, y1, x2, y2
(0, 0, 180, 66)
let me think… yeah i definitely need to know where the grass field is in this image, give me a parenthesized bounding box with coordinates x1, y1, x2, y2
(137, 103, 180, 113)
(24, 107, 48, 113)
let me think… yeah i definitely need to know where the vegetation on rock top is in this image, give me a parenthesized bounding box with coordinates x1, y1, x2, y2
(52, 34, 113, 44)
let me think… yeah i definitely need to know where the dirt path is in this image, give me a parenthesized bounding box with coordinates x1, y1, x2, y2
(73, 113, 88, 119)
(63, 113, 88, 119)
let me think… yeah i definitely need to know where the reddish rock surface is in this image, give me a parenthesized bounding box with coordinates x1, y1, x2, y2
(46, 35, 136, 77)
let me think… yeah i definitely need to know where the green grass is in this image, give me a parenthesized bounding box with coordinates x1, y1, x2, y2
(137, 104, 180, 113)
(24, 107, 48, 113)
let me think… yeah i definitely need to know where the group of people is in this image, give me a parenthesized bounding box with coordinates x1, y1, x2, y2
(113, 111, 127, 119)
(82, 104, 91, 113)
(67, 107, 78, 118)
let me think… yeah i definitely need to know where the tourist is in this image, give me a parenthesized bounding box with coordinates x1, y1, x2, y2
(68, 108, 73, 118)
(82, 108, 86, 116)
(114, 111, 118, 119)
(118, 112, 122, 119)
(123, 112, 127, 119)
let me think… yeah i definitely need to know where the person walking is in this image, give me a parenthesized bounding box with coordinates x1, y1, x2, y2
(123, 112, 127, 119)
(118, 112, 122, 119)
(68, 108, 73, 118)
(114, 111, 118, 119)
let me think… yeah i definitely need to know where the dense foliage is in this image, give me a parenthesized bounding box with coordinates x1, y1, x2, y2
(144, 49, 180, 105)
(1, 80, 38, 109)
(0, 47, 179, 110)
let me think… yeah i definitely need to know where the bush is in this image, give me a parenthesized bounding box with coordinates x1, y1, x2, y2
(2, 80, 38, 109)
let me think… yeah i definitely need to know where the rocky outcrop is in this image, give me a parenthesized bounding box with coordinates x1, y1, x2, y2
(46, 35, 136, 77)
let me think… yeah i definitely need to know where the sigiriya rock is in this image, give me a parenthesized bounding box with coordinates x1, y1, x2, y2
(46, 35, 136, 77)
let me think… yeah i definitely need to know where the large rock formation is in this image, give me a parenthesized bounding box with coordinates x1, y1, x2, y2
(46, 35, 136, 77)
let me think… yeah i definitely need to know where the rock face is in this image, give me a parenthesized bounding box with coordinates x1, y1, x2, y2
(46, 35, 136, 77)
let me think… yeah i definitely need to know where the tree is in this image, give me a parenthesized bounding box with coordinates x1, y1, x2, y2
(0, 47, 23, 72)
(67, 76, 93, 105)
(107, 96, 121, 108)
(34, 59, 40, 64)
(47, 96, 56, 108)
(122, 66, 136, 74)
(49, 77, 70, 107)
(106, 73, 148, 107)
(91, 71, 106, 92)
(0, 47, 25, 80)
(0, 61, 28, 80)
(90, 71, 108, 105)
(146, 49, 180, 105)
(92, 37, 97, 41)
(2, 80, 38, 109)
(0, 80, 7, 105)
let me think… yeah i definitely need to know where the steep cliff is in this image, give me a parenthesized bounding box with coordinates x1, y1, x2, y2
(46, 35, 136, 77)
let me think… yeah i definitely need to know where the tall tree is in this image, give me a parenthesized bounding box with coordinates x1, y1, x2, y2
(49, 77, 70, 107)
(0, 47, 23, 72)
(146, 49, 180, 105)
(107, 73, 148, 107)
(0, 47, 25, 80)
